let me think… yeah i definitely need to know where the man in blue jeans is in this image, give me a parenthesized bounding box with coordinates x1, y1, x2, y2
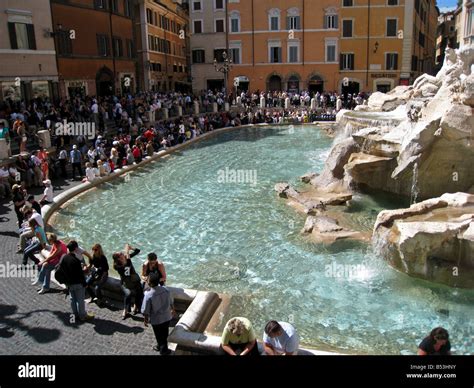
(58, 242, 94, 322)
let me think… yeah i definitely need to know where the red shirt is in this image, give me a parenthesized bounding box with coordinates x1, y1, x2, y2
(132, 147, 141, 159)
(144, 130, 155, 142)
(48, 241, 67, 266)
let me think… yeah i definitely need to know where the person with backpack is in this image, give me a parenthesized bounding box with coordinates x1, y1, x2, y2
(55, 242, 94, 322)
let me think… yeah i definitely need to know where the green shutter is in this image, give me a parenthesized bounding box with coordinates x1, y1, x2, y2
(26, 24, 36, 50)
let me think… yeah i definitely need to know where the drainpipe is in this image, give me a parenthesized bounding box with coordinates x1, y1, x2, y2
(366, 0, 371, 89)
(109, 5, 117, 94)
(251, 0, 255, 66)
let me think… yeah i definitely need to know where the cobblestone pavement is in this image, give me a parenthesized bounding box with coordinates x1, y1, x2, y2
(0, 178, 174, 355)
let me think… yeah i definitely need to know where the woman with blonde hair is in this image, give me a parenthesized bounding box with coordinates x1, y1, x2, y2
(221, 317, 260, 356)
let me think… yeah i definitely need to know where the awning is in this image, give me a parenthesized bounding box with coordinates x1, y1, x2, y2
(235, 76, 249, 82)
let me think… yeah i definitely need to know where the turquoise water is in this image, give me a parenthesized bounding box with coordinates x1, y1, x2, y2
(54, 125, 474, 355)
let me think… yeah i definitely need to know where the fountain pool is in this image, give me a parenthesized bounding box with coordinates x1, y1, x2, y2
(53, 125, 474, 354)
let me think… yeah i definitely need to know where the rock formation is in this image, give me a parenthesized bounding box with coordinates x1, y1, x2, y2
(314, 46, 474, 200)
(373, 193, 474, 288)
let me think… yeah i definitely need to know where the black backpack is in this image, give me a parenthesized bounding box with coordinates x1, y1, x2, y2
(54, 255, 70, 285)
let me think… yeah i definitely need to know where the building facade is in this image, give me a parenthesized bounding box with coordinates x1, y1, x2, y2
(136, 0, 190, 92)
(189, 0, 438, 95)
(461, 0, 473, 46)
(189, 0, 227, 92)
(339, 0, 437, 95)
(435, 11, 457, 70)
(51, 0, 137, 99)
(0, 0, 59, 102)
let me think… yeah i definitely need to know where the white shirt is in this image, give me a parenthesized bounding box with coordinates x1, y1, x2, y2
(30, 212, 44, 229)
(86, 167, 99, 182)
(91, 103, 99, 114)
(43, 186, 54, 202)
(0, 168, 9, 178)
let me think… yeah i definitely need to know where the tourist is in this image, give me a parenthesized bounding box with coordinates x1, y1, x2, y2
(58, 146, 68, 178)
(112, 243, 143, 319)
(56, 245, 94, 322)
(17, 207, 44, 254)
(26, 194, 42, 215)
(221, 317, 260, 356)
(85, 243, 109, 306)
(0, 166, 11, 200)
(39, 179, 54, 205)
(12, 184, 26, 225)
(67, 240, 92, 269)
(262, 320, 299, 356)
(84, 162, 99, 183)
(141, 273, 174, 355)
(70, 145, 83, 180)
(33, 233, 67, 294)
(30, 151, 43, 187)
(14, 118, 27, 153)
(418, 327, 452, 355)
(22, 218, 47, 266)
(141, 252, 166, 289)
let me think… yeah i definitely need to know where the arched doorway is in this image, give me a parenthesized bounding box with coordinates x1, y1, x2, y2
(96, 66, 114, 96)
(308, 75, 324, 94)
(287, 75, 300, 93)
(268, 74, 282, 91)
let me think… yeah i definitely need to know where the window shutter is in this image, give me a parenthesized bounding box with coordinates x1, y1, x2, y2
(394, 53, 398, 70)
(350, 54, 355, 70)
(97, 34, 102, 55)
(105, 36, 110, 56)
(286, 17, 290, 30)
(340, 54, 343, 70)
(8, 22, 18, 49)
(335, 15, 338, 29)
(323, 16, 327, 29)
(26, 24, 36, 50)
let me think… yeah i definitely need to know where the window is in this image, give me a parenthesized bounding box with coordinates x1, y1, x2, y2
(386, 19, 397, 37)
(151, 63, 162, 72)
(110, 0, 118, 13)
(288, 45, 299, 63)
(269, 9, 280, 31)
(192, 49, 205, 63)
(419, 31, 425, 47)
(270, 16, 279, 30)
(230, 47, 240, 64)
(124, 0, 132, 17)
(113, 37, 123, 57)
(97, 34, 109, 56)
(146, 9, 152, 24)
(215, 0, 224, 10)
(94, 0, 107, 9)
(214, 49, 226, 62)
(230, 13, 240, 32)
(343, 0, 353, 6)
(287, 16, 301, 30)
(388, 0, 398, 5)
(342, 20, 353, 37)
(386, 53, 398, 70)
(340, 53, 354, 70)
(325, 15, 338, 29)
(173, 64, 178, 73)
(193, 1, 201, 11)
(270, 46, 282, 63)
(194, 20, 203, 34)
(126, 39, 134, 58)
(215, 19, 225, 33)
(8, 23, 36, 50)
(56, 30, 72, 55)
(325, 40, 337, 62)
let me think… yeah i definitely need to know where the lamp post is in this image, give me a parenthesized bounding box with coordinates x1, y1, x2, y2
(213, 50, 233, 98)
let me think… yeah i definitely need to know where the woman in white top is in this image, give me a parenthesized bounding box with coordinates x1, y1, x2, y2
(40, 180, 54, 205)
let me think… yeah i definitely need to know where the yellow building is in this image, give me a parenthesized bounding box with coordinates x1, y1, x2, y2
(222, 0, 438, 94)
(227, 0, 341, 93)
(136, 0, 190, 92)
